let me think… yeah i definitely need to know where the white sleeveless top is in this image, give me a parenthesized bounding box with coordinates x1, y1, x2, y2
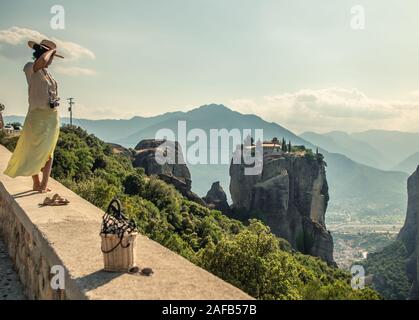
(23, 62, 58, 111)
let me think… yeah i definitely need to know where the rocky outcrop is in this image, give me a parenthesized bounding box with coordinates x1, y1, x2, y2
(203, 182, 231, 214)
(229, 150, 334, 264)
(108, 143, 133, 158)
(158, 173, 206, 206)
(398, 166, 419, 299)
(133, 139, 205, 205)
(134, 139, 191, 180)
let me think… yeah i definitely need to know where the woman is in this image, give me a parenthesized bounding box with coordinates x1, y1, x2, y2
(4, 39, 63, 193)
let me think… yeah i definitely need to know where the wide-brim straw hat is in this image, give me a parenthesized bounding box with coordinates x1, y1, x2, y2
(28, 39, 64, 59)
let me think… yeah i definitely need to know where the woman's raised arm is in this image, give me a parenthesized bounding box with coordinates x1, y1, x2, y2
(33, 49, 56, 72)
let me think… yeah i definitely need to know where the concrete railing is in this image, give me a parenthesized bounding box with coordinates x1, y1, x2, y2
(0, 145, 252, 300)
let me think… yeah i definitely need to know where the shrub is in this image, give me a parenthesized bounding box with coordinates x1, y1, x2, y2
(123, 170, 146, 195)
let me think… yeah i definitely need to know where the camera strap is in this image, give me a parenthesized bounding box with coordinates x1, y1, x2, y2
(42, 69, 58, 97)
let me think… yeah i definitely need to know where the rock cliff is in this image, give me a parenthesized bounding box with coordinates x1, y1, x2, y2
(134, 139, 191, 180)
(134, 139, 205, 205)
(229, 150, 334, 264)
(203, 182, 231, 214)
(398, 166, 419, 299)
(108, 143, 133, 158)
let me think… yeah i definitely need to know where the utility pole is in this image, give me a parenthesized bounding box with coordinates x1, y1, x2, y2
(67, 98, 75, 126)
(0, 103, 5, 130)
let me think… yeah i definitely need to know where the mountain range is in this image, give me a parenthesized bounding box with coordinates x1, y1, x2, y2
(393, 152, 419, 174)
(301, 130, 419, 174)
(4, 104, 410, 217)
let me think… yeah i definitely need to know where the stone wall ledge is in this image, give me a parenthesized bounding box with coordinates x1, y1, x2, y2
(0, 145, 252, 300)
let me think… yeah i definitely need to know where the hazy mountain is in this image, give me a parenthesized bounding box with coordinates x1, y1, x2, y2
(5, 105, 408, 217)
(352, 130, 419, 168)
(3, 115, 25, 125)
(4, 111, 182, 143)
(118, 104, 307, 148)
(301, 130, 419, 171)
(325, 152, 407, 208)
(115, 104, 311, 200)
(393, 152, 419, 174)
(117, 104, 407, 217)
(301, 131, 387, 169)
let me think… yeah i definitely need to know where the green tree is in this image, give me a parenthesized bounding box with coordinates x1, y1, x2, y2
(123, 170, 146, 195)
(281, 137, 287, 152)
(74, 147, 94, 181)
(64, 176, 119, 210)
(7, 122, 22, 130)
(361, 241, 410, 300)
(199, 220, 303, 299)
(52, 148, 78, 180)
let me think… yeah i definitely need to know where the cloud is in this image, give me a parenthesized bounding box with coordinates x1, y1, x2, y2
(0, 27, 42, 45)
(409, 90, 419, 99)
(229, 88, 419, 133)
(229, 99, 258, 111)
(53, 66, 96, 76)
(0, 26, 95, 61)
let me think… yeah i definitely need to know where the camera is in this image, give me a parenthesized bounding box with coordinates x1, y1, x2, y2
(49, 97, 60, 108)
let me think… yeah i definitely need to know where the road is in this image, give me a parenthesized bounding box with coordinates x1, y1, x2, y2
(328, 223, 402, 233)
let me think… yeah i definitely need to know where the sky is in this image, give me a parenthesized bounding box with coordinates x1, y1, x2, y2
(1, 0, 419, 133)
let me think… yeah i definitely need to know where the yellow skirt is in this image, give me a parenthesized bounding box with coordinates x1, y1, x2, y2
(4, 108, 60, 178)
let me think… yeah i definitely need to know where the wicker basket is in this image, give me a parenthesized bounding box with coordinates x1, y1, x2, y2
(101, 232, 138, 272)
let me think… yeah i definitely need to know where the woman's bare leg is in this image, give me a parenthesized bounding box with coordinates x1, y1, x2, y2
(39, 157, 53, 193)
(32, 174, 41, 191)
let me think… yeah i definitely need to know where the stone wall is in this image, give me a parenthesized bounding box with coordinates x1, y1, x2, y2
(0, 188, 75, 299)
(0, 145, 251, 300)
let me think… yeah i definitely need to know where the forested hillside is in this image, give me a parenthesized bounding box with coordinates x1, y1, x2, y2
(1, 126, 380, 300)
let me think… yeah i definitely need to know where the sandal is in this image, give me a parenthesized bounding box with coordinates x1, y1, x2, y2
(141, 267, 154, 276)
(128, 266, 154, 276)
(40, 193, 70, 206)
(52, 193, 70, 204)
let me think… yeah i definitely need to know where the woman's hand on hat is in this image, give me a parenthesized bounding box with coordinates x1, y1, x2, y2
(33, 48, 57, 72)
